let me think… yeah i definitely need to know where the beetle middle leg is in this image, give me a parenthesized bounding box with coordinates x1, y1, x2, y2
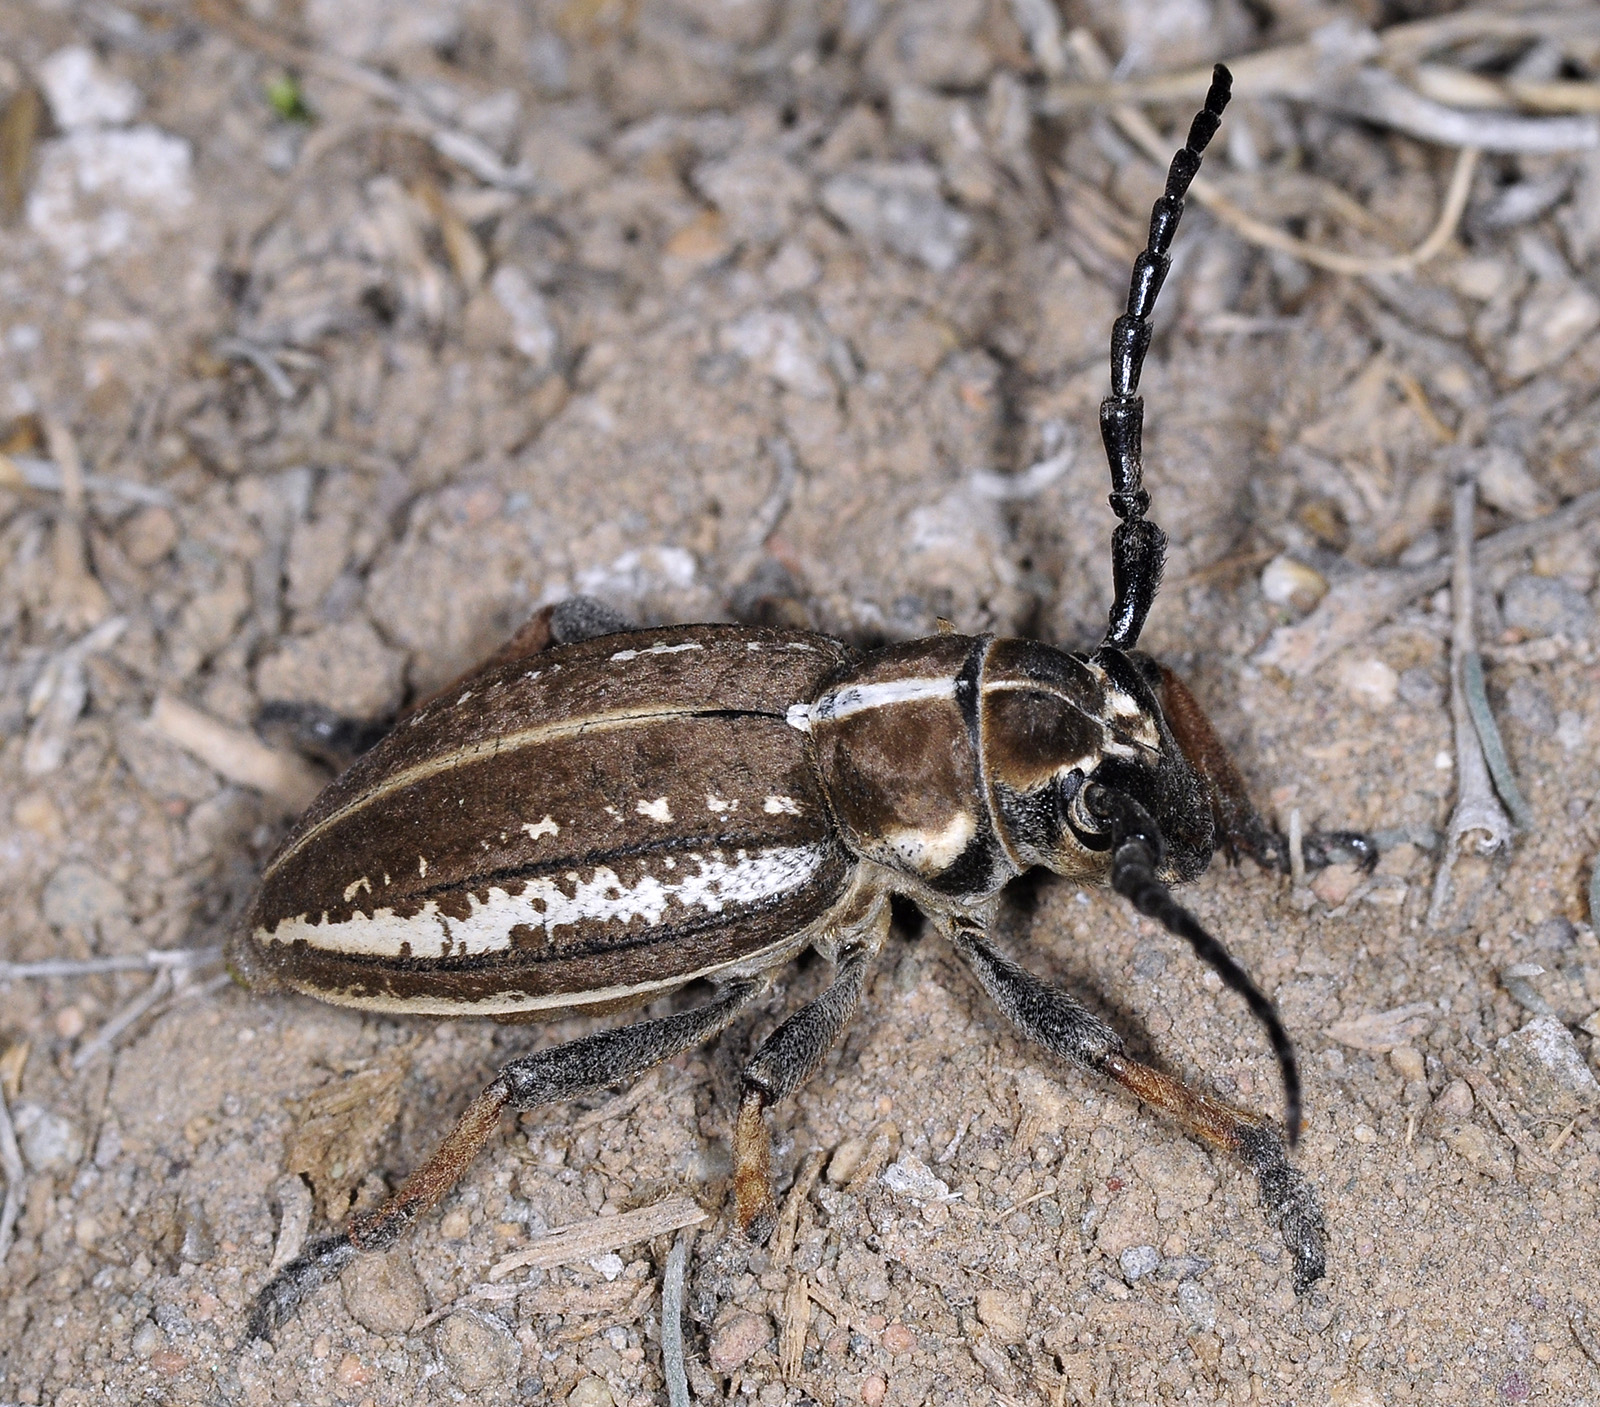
(733, 899, 891, 1241)
(949, 922, 1327, 1292)
(247, 975, 766, 1340)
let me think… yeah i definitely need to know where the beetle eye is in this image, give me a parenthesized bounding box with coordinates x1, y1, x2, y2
(1058, 768, 1111, 851)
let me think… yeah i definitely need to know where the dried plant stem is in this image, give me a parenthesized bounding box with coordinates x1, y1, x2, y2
(1256, 486, 1600, 677)
(662, 1227, 694, 1407)
(1427, 473, 1513, 929)
(485, 1196, 707, 1281)
(72, 970, 173, 1071)
(1066, 31, 1480, 276)
(0, 947, 223, 982)
(0, 1080, 25, 1266)
(1044, 12, 1600, 152)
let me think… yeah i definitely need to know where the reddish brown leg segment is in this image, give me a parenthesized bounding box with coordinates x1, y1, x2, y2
(247, 976, 764, 1340)
(950, 921, 1327, 1291)
(734, 908, 887, 1241)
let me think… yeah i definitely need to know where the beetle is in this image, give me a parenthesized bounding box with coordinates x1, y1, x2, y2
(236, 66, 1371, 1340)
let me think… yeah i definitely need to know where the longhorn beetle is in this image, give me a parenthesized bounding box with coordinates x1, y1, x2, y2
(236, 66, 1371, 1340)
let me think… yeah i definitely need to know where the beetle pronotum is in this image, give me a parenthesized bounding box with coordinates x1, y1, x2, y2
(236, 66, 1371, 1339)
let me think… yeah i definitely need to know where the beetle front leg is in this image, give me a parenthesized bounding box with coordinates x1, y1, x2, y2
(247, 976, 766, 1341)
(734, 907, 889, 1241)
(949, 923, 1327, 1293)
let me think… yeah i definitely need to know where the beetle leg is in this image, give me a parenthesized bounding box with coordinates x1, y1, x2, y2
(734, 910, 889, 1241)
(247, 976, 765, 1341)
(1156, 664, 1377, 874)
(948, 922, 1327, 1294)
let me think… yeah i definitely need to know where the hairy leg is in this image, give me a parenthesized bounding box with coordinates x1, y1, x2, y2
(733, 903, 889, 1241)
(248, 976, 764, 1340)
(949, 922, 1326, 1293)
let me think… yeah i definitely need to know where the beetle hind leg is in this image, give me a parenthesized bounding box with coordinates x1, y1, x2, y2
(246, 977, 765, 1341)
(950, 922, 1327, 1294)
(734, 905, 890, 1241)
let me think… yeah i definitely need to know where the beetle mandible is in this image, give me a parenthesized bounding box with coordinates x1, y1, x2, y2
(236, 66, 1371, 1339)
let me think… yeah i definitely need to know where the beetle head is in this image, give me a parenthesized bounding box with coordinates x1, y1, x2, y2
(983, 642, 1215, 886)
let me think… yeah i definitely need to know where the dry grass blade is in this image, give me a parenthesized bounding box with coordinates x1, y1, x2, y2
(662, 1227, 693, 1407)
(485, 1196, 708, 1281)
(1044, 11, 1600, 151)
(1065, 31, 1481, 276)
(148, 695, 325, 810)
(0, 947, 223, 982)
(1427, 473, 1513, 929)
(1, 86, 42, 226)
(0, 1080, 25, 1266)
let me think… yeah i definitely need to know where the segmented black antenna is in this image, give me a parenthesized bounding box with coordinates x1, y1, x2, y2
(1101, 65, 1232, 651)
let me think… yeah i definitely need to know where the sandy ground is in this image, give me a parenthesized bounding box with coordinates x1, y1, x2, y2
(2, 1, 1599, 1404)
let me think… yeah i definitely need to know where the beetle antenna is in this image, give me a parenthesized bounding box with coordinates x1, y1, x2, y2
(1100, 64, 1232, 651)
(1085, 782, 1302, 1144)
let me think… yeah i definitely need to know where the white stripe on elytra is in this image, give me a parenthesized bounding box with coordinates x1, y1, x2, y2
(262, 845, 827, 960)
(808, 676, 957, 725)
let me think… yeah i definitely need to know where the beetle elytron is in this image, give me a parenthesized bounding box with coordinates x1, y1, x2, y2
(237, 67, 1367, 1339)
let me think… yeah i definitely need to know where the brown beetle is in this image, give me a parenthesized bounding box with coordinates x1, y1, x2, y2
(237, 67, 1367, 1339)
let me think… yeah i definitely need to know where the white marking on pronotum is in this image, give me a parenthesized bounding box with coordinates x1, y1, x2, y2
(522, 816, 560, 840)
(418, 856, 428, 877)
(637, 797, 673, 822)
(610, 641, 704, 662)
(706, 794, 737, 813)
(810, 676, 956, 725)
(265, 846, 829, 960)
(881, 811, 975, 874)
(764, 795, 801, 815)
(785, 702, 812, 733)
(343, 876, 372, 902)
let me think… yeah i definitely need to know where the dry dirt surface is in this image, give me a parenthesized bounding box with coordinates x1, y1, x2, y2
(3, 1, 1600, 1404)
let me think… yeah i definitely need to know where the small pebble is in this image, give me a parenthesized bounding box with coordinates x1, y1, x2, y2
(708, 1310, 772, 1373)
(567, 1377, 614, 1407)
(13, 1104, 85, 1173)
(861, 1375, 887, 1406)
(435, 1309, 522, 1391)
(1310, 862, 1363, 907)
(974, 1287, 1031, 1342)
(1388, 1047, 1426, 1082)
(1261, 555, 1328, 612)
(883, 1322, 915, 1355)
(1176, 1280, 1216, 1333)
(1495, 1015, 1600, 1117)
(131, 1320, 166, 1358)
(1337, 657, 1399, 710)
(1433, 1079, 1474, 1117)
(1119, 1245, 1161, 1282)
(340, 1246, 426, 1335)
(1501, 573, 1592, 640)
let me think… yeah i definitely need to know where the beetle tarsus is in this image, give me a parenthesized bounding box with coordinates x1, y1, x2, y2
(246, 1232, 358, 1342)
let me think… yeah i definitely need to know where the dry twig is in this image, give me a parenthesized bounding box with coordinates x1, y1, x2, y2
(0, 947, 223, 982)
(0, 1079, 25, 1267)
(1066, 31, 1481, 277)
(1044, 14, 1600, 152)
(1427, 472, 1513, 929)
(662, 1227, 693, 1407)
(147, 694, 325, 811)
(485, 1196, 708, 1281)
(1256, 486, 1600, 676)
